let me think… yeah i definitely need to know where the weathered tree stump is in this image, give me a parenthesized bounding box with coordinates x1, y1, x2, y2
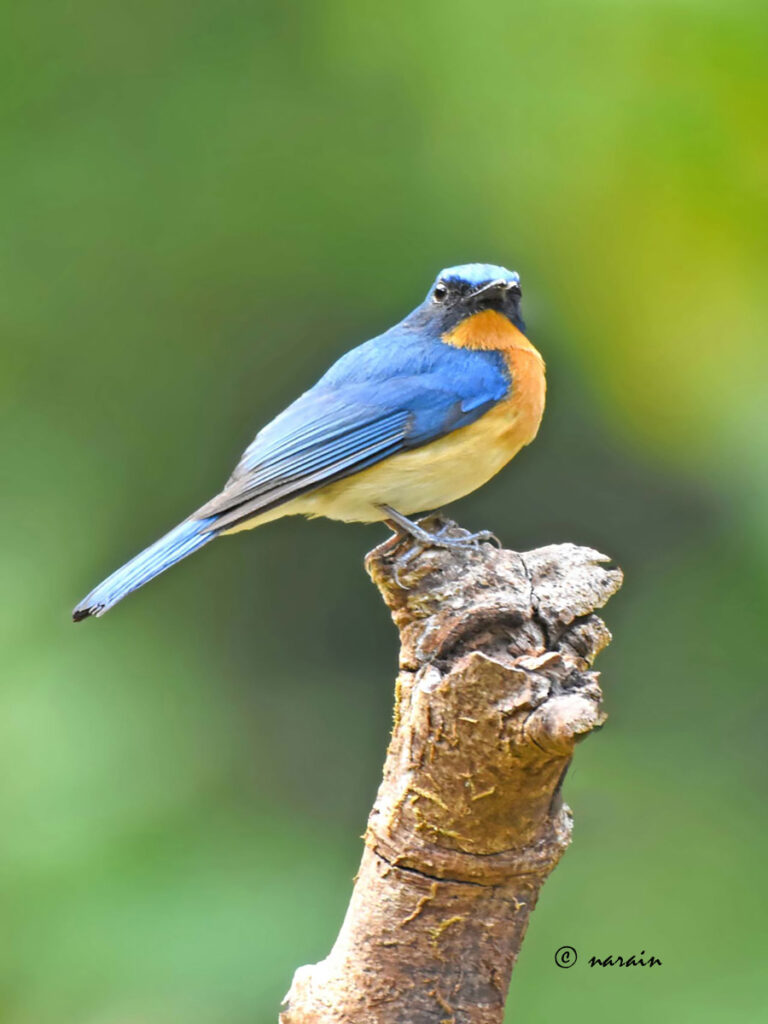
(281, 517, 623, 1023)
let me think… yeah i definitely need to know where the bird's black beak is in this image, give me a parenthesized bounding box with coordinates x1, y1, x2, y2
(464, 279, 518, 303)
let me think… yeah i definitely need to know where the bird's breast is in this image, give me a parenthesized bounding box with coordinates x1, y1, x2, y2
(290, 322, 546, 524)
(442, 308, 546, 451)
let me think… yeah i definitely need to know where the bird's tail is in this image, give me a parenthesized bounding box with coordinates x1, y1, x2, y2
(72, 516, 218, 621)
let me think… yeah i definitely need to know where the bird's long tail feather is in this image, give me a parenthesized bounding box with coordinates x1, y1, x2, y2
(72, 516, 218, 621)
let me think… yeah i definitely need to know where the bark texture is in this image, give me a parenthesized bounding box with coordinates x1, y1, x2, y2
(281, 517, 623, 1024)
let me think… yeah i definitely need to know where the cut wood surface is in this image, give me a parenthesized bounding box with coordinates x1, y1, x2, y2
(281, 517, 623, 1023)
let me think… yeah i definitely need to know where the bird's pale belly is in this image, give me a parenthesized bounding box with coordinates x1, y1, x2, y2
(305, 344, 544, 523)
(221, 339, 546, 532)
(228, 385, 542, 532)
(301, 404, 528, 522)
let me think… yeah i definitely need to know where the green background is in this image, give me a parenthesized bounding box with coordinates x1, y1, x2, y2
(2, 2, 766, 1021)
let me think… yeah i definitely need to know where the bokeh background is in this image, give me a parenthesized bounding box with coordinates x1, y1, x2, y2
(2, 2, 766, 1021)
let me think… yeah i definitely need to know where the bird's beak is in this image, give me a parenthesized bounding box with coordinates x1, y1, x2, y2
(464, 279, 514, 302)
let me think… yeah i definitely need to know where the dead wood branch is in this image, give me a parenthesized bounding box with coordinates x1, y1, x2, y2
(281, 517, 623, 1023)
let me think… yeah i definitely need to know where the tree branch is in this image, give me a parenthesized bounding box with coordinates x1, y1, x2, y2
(280, 517, 623, 1024)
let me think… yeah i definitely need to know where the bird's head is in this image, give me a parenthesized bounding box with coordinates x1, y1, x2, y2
(410, 263, 526, 344)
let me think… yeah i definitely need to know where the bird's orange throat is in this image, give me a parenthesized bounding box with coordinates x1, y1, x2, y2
(442, 308, 540, 357)
(443, 308, 546, 427)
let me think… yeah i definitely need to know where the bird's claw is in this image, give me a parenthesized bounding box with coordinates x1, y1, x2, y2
(428, 521, 501, 550)
(387, 523, 501, 589)
(393, 561, 413, 589)
(392, 542, 424, 589)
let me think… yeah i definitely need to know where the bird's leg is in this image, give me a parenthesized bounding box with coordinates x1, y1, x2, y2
(379, 504, 501, 572)
(378, 515, 423, 587)
(380, 505, 500, 549)
(379, 518, 411, 555)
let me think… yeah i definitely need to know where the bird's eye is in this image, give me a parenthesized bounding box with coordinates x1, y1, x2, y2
(433, 283, 448, 302)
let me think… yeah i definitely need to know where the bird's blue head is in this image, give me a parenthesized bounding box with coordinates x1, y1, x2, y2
(408, 263, 525, 336)
(435, 263, 521, 297)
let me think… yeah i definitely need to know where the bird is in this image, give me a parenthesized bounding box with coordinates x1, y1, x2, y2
(73, 263, 545, 621)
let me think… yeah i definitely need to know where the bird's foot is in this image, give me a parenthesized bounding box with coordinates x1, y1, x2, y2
(380, 506, 501, 588)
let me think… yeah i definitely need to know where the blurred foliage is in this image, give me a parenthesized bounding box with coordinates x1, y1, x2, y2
(1, 1, 766, 1021)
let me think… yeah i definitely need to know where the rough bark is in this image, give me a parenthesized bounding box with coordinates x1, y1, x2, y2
(281, 517, 623, 1024)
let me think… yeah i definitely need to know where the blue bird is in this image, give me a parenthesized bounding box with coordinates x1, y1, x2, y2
(73, 263, 546, 620)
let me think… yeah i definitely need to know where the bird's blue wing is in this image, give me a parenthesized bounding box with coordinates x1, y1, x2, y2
(200, 340, 510, 530)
